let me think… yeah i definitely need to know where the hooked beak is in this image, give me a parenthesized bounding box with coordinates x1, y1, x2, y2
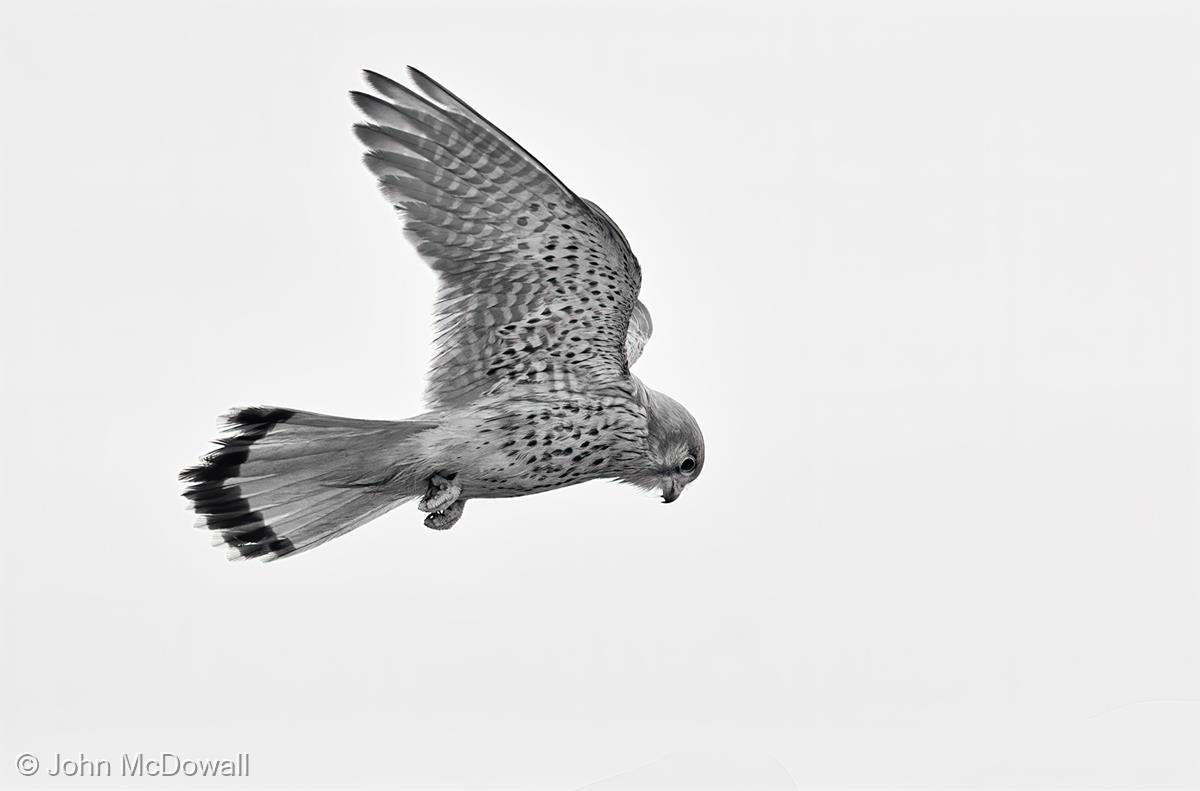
(661, 480, 681, 504)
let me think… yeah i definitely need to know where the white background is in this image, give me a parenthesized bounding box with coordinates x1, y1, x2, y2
(1, 1, 1196, 788)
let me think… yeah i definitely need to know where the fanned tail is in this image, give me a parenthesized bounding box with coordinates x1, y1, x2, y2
(180, 407, 436, 561)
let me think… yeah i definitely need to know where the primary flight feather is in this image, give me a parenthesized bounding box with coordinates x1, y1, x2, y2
(180, 67, 705, 560)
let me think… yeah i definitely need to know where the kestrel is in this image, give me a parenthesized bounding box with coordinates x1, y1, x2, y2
(181, 68, 705, 560)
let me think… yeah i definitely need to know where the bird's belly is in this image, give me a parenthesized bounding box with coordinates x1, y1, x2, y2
(454, 444, 605, 499)
(426, 395, 643, 500)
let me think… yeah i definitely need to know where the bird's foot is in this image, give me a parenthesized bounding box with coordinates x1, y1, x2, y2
(419, 472, 461, 513)
(424, 499, 465, 531)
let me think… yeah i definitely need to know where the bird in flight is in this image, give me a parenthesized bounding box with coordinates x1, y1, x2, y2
(181, 67, 705, 561)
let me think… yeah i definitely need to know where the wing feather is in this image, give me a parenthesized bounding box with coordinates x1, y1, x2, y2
(404, 67, 575, 198)
(625, 300, 654, 367)
(353, 68, 647, 407)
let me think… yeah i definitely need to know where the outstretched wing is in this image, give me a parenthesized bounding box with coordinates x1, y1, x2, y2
(352, 68, 644, 408)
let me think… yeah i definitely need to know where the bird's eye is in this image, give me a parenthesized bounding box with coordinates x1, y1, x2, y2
(679, 457, 696, 473)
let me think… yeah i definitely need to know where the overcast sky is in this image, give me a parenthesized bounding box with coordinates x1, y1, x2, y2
(1, 1, 1196, 788)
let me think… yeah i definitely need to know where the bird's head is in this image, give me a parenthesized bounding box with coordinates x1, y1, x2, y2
(623, 386, 705, 504)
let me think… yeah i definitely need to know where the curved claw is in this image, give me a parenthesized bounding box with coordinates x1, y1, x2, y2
(419, 472, 461, 513)
(424, 499, 465, 530)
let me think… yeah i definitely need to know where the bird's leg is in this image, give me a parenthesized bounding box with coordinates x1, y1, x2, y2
(424, 499, 466, 531)
(419, 472, 461, 513)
